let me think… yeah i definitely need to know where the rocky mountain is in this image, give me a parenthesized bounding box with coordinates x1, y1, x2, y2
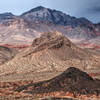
(0, 13, 15, 24)
(0, 6, 99, 45)
(21, 6, 99, 40)
(0, 31, 100, 76)
(21, 6, 92, 27)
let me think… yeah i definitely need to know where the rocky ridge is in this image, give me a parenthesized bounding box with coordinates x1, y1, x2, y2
(15, 67, 100, 98)
(0, 31, 100, 76)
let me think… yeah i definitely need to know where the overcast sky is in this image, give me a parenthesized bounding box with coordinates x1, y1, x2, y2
(0, 0, 100, 23)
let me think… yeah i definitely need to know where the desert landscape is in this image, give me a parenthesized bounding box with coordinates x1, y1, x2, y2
(0, 1, 100, 100)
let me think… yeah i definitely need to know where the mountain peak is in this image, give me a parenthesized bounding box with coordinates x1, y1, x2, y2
(21, 6, 92, 26)
(0, 12, 15, 18)
(30, 6, 46, 11)
(22, 6, 47, 15)
(63, 67, 93, 81)
(0, 12, 15, 24)
(32, 31, 70, 49)
(16, 67, 100, 97)
(24, 31, 75, 57)
(35, 6, 46, 9)
(0, 12, 14, 16)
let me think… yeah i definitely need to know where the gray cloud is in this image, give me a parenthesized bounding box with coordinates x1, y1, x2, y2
(44, 0, 100, 23)
(90, 6, 100, 13)
(82, 0, 100, 23)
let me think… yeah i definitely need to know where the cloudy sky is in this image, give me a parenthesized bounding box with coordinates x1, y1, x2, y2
(0, 0, 100, 23)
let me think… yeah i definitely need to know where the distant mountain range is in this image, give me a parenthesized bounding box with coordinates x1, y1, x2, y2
(0, 6, 100, 46)
(21, 6, 92, 27)
(0, 6, 92, 26)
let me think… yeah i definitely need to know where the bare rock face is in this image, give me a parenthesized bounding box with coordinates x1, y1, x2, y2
(31, 31, 71, 53)
(21, 6, 92, 27)
(0, 31, 100, 75)
(16, 67, 100, 97)
(0, 18, 41, 44)
(0, 46, 17, 64)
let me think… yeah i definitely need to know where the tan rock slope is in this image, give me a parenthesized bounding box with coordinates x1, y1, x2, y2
(0, 31, 100, 75)
(0, 46, 17, 65)
(0, 18, 41, 44)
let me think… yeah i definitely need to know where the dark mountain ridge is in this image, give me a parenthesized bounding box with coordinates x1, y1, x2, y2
(0, 12, 15, 24)
(0, 6, 92, 27)
(21, 6, 92, 27)
(16, 67, 100, 97)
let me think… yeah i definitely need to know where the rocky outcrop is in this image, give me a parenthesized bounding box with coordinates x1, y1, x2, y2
(0, 31, 100, 75)
(16, 67, 100, 97)
(0, 46, 17, 64)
